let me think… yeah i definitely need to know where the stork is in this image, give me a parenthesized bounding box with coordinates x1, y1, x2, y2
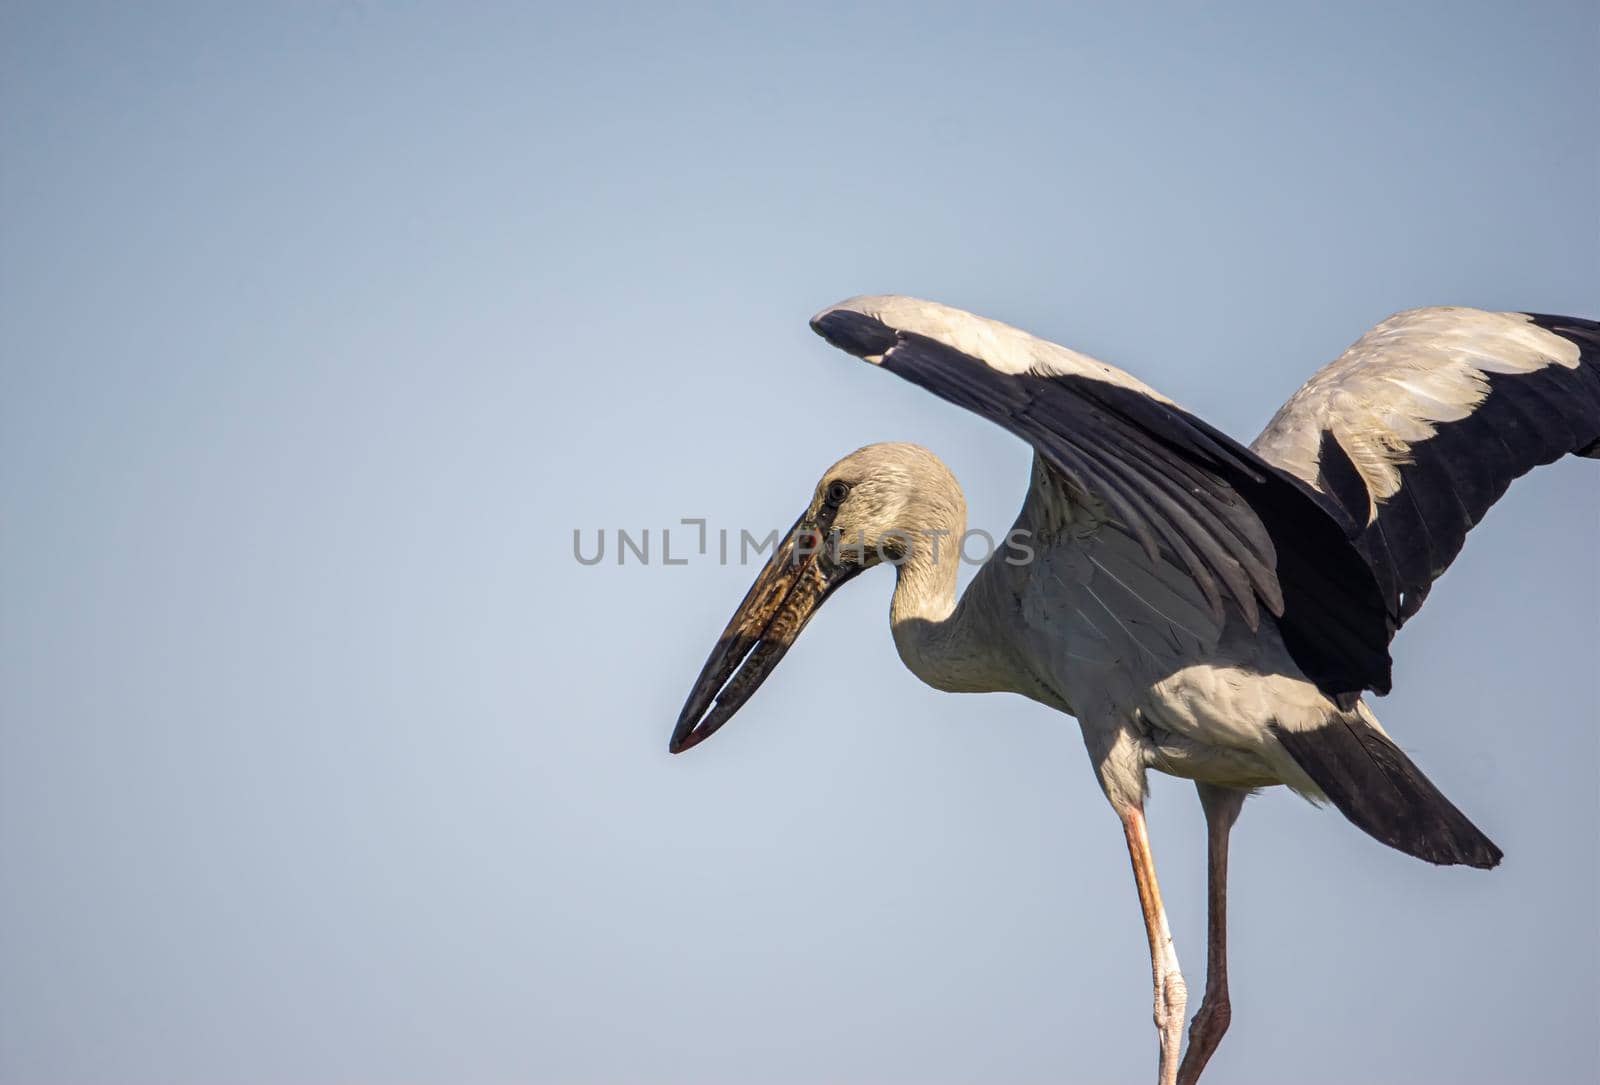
(669, 296, 1599, 1084)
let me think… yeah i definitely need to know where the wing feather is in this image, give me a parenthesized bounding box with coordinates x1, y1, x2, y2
(1254, 308, 1600, 630)
(812, 296, 1392, 700)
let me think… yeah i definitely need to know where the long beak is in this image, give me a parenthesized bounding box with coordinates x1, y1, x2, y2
(670, 514, 863, 754)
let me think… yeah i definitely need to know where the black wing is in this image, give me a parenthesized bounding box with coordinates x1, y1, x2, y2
(813, 301, 1393, 701)
(1255, 308, 1600, 628)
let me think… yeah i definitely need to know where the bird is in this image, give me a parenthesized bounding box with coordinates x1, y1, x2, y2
(668, 295, 1599, 1085)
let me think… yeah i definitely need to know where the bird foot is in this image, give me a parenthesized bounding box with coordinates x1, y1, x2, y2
(1175, 992, 1232, 1085)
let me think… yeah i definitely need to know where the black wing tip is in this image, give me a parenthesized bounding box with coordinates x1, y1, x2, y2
(1521, 311, 1600, 337)
(811, 310, 898, 359)
(1522, 311, 1600, 370)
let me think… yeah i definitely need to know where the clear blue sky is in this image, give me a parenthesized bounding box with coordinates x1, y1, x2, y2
(2, 2, 1595, 1083)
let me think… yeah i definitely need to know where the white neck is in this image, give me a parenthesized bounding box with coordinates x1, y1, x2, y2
(887, 510, 1000, 694)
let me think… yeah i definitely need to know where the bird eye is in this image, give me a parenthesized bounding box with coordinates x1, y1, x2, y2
(825, 481, 851, 506)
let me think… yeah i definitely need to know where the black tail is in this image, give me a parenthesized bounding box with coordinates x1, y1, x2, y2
(1274, 713, 1503, 869)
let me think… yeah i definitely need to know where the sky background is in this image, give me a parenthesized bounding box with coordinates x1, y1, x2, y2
(2, 2, 1596, 1083)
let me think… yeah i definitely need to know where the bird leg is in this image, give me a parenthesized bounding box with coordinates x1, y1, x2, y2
(1176, 784, 1246, 1085)
(1120, 805, 1187, 1085)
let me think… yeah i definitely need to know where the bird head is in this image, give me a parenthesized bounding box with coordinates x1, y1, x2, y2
(669, 442, 961, 754)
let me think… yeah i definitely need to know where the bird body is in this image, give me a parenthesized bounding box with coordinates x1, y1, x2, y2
(671, 295, 1599, 1085)
(834, 444, 1426, 819)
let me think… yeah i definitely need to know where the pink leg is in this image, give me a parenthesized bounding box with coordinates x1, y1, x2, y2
(1120, 805, 1188, 1085)
(1176, 784, 1246, 1085)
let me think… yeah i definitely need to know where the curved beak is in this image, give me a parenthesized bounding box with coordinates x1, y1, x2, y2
(670, 514, 863, 754)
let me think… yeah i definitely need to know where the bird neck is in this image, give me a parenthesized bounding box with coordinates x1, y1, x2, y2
(888, 513, 996, 694)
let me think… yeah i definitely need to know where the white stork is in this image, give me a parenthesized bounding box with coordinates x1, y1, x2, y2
(670, 296, 1599, 1084)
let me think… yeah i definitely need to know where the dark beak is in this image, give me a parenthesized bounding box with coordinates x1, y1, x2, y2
(670, 514, 863, 754)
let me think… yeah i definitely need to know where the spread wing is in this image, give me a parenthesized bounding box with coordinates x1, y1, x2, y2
(1253, 308, 1600, 627)
(811, 294, 1393, 701)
